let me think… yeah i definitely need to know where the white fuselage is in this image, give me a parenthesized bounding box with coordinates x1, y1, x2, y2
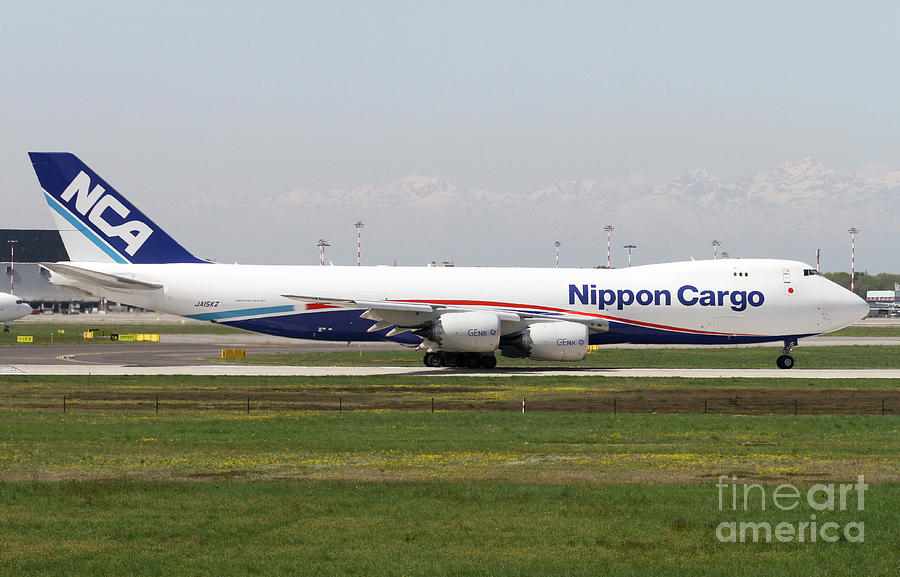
(48, 258, 869, 345)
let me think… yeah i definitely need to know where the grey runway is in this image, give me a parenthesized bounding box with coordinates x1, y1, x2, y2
(0, 336, 895, 369)
(1, 330, 897, 379)
(0, 341, 398, 367)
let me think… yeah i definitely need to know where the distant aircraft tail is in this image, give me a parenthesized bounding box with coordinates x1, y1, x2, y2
(28, 152, 204, 264)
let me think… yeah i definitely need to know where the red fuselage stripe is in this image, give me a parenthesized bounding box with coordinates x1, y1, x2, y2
(391, 298, 759, 337)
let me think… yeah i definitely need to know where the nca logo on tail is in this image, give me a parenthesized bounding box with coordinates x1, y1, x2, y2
(60, 171, 152, 256)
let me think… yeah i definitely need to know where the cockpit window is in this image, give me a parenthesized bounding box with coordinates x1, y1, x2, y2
(803, 269, 821, 276)
(16, 300, 25, 304)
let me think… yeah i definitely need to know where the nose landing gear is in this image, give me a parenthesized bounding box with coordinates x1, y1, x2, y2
(776, 339, 797, 369)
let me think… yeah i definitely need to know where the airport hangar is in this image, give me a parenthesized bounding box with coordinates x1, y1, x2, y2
(0, 229, 105, 313)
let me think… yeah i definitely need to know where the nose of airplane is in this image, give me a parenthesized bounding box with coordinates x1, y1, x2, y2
(838, 290, 870, 325)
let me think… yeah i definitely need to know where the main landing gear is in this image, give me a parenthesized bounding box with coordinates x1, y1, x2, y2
(776, 339, 797, 370)
(423, 351, 498, 369)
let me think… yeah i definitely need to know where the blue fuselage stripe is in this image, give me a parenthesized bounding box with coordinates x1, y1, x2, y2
(218, 308, 810, 347)
(44, 192, 129, 264)
(186, 305, 295, 321)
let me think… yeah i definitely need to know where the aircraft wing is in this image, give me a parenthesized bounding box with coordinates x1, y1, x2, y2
(281, 294, 521, 320)
(282, 295, 435, 313)
(40, 262, 164, 291)
(281, 294, 523, 336)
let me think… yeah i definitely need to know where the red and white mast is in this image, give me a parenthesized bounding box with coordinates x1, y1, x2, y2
(317, 239, 330, 266)
(7, 240, 17, 294)
(354, 221, 364, 266)
(848, 227, 858, 292)
(623, 244, 636, 268)
(603, 225, 614, 268)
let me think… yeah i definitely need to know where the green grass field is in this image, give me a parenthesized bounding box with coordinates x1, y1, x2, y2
(824, 325, 900, 337)
(2, 480, 897, 577)
(3, 374, 900, 416)
(2, 409, 899, 483)
(2, 372, 899, 575)
(224, 344, 900, 369)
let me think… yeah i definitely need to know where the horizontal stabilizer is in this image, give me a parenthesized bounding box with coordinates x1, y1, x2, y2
(41, 262, 163, 291)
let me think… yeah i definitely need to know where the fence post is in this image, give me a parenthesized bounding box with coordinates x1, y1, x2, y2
(156, 395, 159, 414)
(431, 397, 434, 413)
(882, 399, 885, 416)
(704, 399, 707, 414)
(339, 396, 342, 413)
(247, 395, 250, 415)
(63, 394, 66, 413)
(613, 398, 616, 415)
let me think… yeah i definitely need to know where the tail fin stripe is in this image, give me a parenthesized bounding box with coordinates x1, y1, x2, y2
(43, 193, 129, 264)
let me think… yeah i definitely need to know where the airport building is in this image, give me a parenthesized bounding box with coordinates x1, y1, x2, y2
(0, 229, 115, 313)
(866, 285, 900, 317)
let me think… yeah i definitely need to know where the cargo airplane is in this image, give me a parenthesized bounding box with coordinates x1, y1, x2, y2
(29, 153, 869, 369)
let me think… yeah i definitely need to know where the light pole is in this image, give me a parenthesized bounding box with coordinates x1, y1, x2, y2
(623, 244, 636, 267)
(603, 225, 614, 268)
(848, 227, 859, 292)
(711, 240, 721, 260)
(354, 221, 364, 266)
(317, 239, 330, 266)
(7, 240, 17, 294)
(554, 241, 562, 268)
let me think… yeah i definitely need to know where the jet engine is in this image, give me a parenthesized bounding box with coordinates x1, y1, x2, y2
(418, 311, 501, 352)
(500, 321, 589, 361)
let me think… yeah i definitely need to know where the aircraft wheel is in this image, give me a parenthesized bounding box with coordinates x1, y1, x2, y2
(776, 354, 794, 370)
(481, 355, 497, 369)
(424, 352, 443, 368)
(464, 354, 482, 369)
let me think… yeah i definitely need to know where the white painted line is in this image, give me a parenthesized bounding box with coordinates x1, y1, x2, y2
(7, 365, 900, 379)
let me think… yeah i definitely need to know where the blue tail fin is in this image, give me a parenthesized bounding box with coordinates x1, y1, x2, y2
(29, 152, 204, 264)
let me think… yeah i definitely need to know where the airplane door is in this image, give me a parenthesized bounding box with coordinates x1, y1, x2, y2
(783, 268, 793, 295)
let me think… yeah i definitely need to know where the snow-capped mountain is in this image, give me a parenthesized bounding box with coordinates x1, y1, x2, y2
(202, 159, 898, 270)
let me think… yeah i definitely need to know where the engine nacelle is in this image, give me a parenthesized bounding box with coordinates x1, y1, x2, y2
(429, 311, 501, 352)
(501, 321, 589, 361)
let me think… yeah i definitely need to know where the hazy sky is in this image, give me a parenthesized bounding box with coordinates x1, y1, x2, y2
(1, 1, 898, 270)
